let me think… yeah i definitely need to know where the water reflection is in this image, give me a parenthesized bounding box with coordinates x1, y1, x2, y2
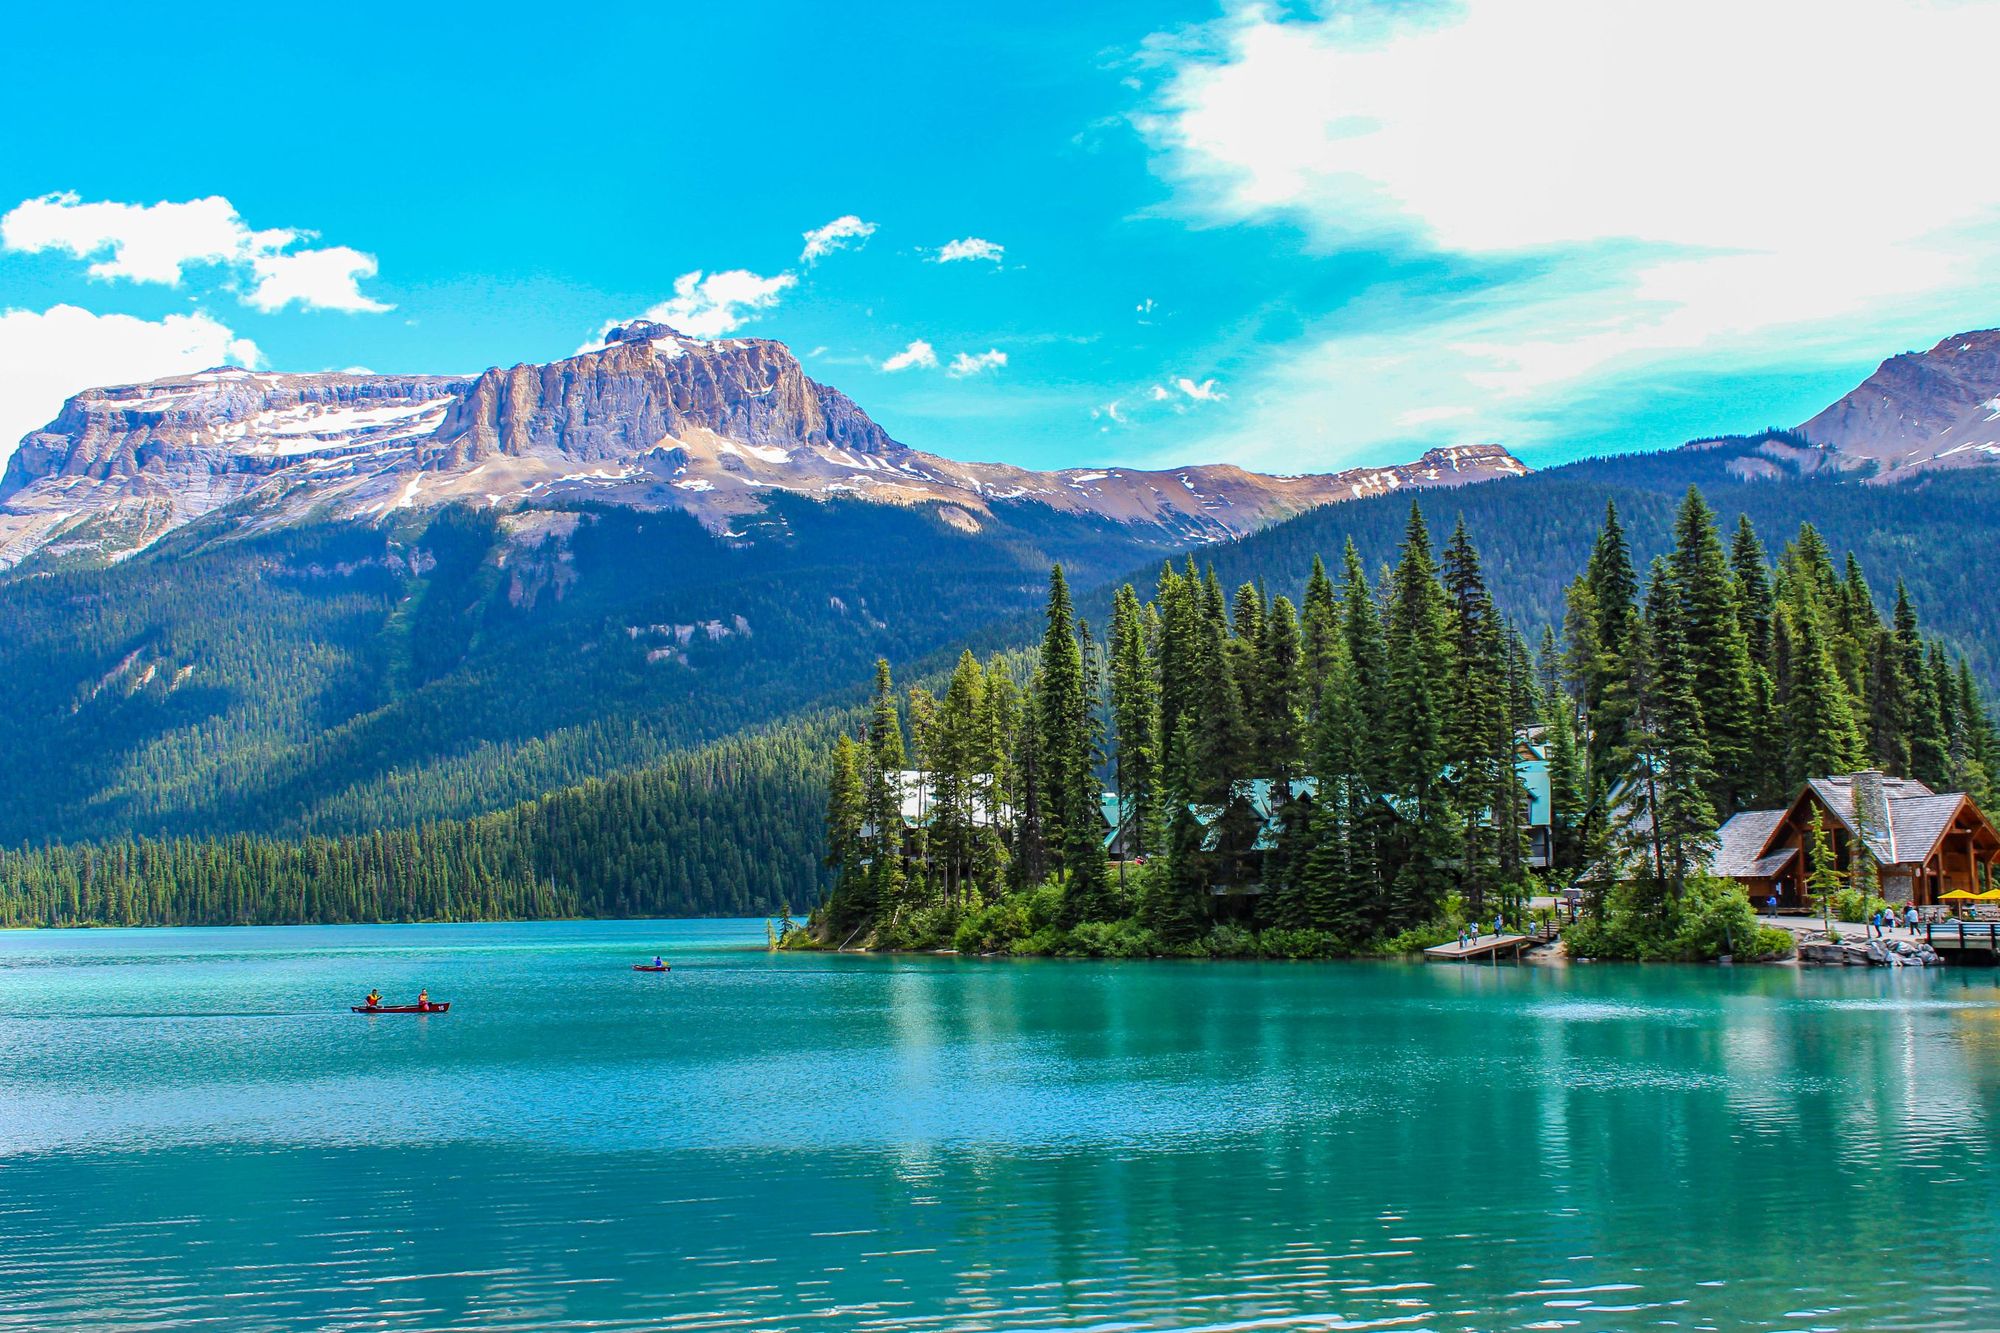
(0, 923, 1996, 1329)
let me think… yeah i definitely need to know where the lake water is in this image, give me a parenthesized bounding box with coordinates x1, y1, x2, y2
(1, 920, 1997, 1331)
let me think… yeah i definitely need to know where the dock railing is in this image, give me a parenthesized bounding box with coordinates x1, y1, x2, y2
(1924, 921, 2000, 951)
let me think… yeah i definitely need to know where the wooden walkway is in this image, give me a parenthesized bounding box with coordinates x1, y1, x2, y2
(1425, 932, 1538, 963)
(1925, 921, 2000, 956)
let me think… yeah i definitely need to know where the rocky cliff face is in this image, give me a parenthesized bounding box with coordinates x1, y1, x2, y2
(0, 326, 1528, 569)
(424, 322, 901, 468)
(1798, 329, 2000, 473)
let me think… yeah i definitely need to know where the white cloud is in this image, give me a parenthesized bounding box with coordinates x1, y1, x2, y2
(1142, 0, 2000, 464)
(0, 304, 258, 466)
(1174, 376, 1224, 402)
(947, 348, 1008, 378)
(1, 192, 392, 313)
(1, 193, 281, 284)
(881, 339, 938, 372)
(935, 237, 1004, 264)
(801, 215, 877, 264)
(642, 268, 797, 339)
(247, 246, 390, 313)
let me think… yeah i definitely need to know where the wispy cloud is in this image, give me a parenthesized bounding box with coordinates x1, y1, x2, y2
(881, 339, 938, 372)
(947, 348, 1008, 377)
(1140, 0, 2000, 465)
(2, 192, 392, 312)
(934, 237, 1004, 264)
(800, 215, 877, 265)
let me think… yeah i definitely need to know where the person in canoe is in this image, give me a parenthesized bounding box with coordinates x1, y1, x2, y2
(365, 989, 382, 1009)
(652, 955, 666, 969)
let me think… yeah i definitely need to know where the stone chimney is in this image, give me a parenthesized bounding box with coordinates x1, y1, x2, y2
(1853, 769, 1888, 855)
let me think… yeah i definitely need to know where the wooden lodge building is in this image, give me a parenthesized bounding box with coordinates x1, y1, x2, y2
(1711, 771, 2000, 910)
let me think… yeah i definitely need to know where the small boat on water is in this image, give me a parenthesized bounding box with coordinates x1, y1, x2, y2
(352, 1002, 450, 1014)
(632, 964, 670, 973)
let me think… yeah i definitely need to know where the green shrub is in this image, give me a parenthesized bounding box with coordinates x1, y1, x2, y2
(1068, 919, 1162, 958)
(951, 893, 1032, 954)
(1011, 924, 1070, 956)
(1026, 879, 1067, 932)
(1830, 887, 1892, 924)
(1203, 922, 1258, 958)
(1379, 919, 1460, 955)
(1256, 927, 1345, 959)
(1565, 875, 1795, 962)
(877, 901, 962, 951)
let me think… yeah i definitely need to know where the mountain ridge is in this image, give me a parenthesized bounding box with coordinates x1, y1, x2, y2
(0, 321, 1527, 569)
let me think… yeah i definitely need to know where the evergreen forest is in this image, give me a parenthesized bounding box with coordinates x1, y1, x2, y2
(815, 486, 1997, 960)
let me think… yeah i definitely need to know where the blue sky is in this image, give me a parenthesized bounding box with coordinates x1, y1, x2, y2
(6, 0, 2000, 476)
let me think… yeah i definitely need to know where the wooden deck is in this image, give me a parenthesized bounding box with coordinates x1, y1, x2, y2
(1924, 921, 2000, 956)
(1425, 932, 1538, 962)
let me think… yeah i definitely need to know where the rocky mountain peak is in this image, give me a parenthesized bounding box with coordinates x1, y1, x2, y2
(603, 320, 688, 345)
(424, 324, 904, 469)
(1798, 329, 2000, 472)
(0, 323, 1529, 570)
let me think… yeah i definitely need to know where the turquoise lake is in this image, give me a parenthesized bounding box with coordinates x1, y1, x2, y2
(1, 920, 1997, 1331)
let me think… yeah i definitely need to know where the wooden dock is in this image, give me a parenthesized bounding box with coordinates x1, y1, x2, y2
(1425, 932, 1538, 963)
(1924, 921, 2000, 958)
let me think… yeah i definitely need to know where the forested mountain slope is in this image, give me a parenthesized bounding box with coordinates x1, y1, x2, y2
(1169, 436, 2000, 687)
(0, 494, 1143, 844)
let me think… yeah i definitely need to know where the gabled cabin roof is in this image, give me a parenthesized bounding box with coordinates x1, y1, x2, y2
(1745, 773, 1992, 870)
(1711, 809, 1791, 878)
(1188, 778, 1317, 852)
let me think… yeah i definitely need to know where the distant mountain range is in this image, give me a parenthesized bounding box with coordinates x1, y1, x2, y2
(0, 320, 1524, 570)
(3, 322, 1999, 864)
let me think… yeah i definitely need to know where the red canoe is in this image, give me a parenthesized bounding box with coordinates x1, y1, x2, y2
(351, 1002, 450, 1013)
(632, 964, 670, 972)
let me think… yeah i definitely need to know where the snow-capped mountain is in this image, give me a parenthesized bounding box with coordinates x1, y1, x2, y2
(0, 321, 1528, 569)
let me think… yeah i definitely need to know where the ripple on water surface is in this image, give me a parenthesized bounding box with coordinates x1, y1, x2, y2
(0, 921, 1997, 1330)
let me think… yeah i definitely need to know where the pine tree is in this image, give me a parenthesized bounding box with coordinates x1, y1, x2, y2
(1779, 584, 1863, 783)
(1301, 554, 1340, 698)
(1900, 584, 1948, 786)
(1583, 501, 1641, 774)
(864, 659, 907, 917)
(1805, 806, 1843, 932)
(1109, 585, 1161, 867)
(1035, 566, 1108, 923)
(1638, 559, 1718, 906)
(1669, 487, 1758, 815)
(1383, 503, 1456, 929)
(1441, 518, 1508, 913)
(1731, 515, 1775, 666)
(1543, 676, 1586, 870)
(1256, 595, 1306, 785)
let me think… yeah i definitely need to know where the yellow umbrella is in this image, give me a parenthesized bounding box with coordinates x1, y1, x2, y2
(1977, 889, 2000, 901)
(1941, 889, 1980, 900)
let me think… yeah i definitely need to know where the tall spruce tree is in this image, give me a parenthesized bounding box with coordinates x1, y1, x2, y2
(1383, 503, 1457, 929)
(864, 659, 907, 916)
(1035, 566, 1108, 923)
(1441, 518, 1509, 913)
(1669, 487, 1758, 815)
(1108, 585, 1161, 865)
